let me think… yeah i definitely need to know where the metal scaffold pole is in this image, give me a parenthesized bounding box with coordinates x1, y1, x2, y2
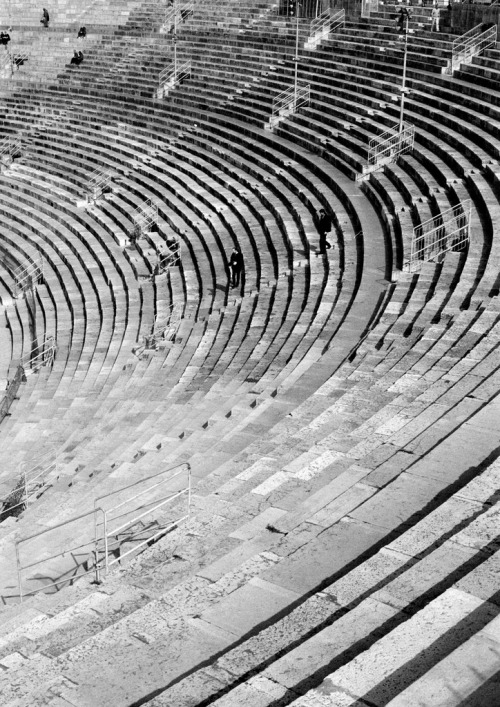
(399, 12, 410, 134)
(174, 0, 178, 75)
(294, 2, 300, 111)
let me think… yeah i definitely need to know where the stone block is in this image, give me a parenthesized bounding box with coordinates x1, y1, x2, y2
(200, 577, 300, 638)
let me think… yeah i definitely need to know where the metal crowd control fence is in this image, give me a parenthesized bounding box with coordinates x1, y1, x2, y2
(444, 23, 497, 74)
(14, 259, 43, 297)
(158, 59, 192, 98)
(94, 463, 191, 574)
(269, 81, 311, 129)
(357, 122, 415, 180)
(406, 200, 472, 272)
(22, 335, 56, 373)
(87, 168, 114, 202)
(0, 364, 25, 425)
(131, 199, 159, 239)
(15, 507, 103, 602)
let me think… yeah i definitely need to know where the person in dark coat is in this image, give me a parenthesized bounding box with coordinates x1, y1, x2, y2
(396, 7, 410, 32)
(77, 26, 87, 39)
(40, 8, 50, 28)
(317, 208, 333, 253)
(229, 247, 243, 288)
(70, 50, 83, 65)
(0, 31, 11, 48)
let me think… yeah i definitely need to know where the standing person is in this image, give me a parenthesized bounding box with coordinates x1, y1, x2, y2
(0, 30, 11, 48)
(40, 8, 50, 28)
(396, 7, 410, 32)
(229, 247, 243, 288)
(317, 208, 333, 253)
(431, 4, 440, 31)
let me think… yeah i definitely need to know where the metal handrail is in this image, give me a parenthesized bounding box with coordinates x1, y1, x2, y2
(21, 336, 56, 372)
(272, 81, 310, 116)
(15, 507, 103, 602)
(14, 258, 43, 296)
(446, 24, 497, 73)
(330, 8, 345, 31)
(94, 462, 191, 573)
(310, 8, 331, 36)
(159, 58, 192, 88)
(407, 200, 472, 272)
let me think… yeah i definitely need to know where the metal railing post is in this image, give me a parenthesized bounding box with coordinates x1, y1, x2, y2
(16, 541, 23, 603)
(103, 511, 109, 574)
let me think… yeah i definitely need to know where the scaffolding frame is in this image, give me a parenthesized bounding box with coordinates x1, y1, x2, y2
(406, 201, 472, 272)
(444, 23, 497, 75)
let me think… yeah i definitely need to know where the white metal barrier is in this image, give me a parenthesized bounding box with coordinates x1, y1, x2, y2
(87, 168, 114, 202)
(94, 463, 191, 574)
(14, 259, 43, 297)
(157, 59, 192, 98)
(22, 335, 56, 373)
(444, 23, 497, 74)
(357, 122, 415, 180)
(131, 199, 159, 240)
(305, 9, 345, 50)
(268, 81, 311, 130)
(406, 200, 471, 272)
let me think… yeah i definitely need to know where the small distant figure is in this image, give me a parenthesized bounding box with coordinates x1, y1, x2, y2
(317, 208, 333, 254)
(70, 50, 83, 66)
(396, 7, 411, 32)
(0, 30, 11, 48)
(229, 247, 243, 288)
(40, 8, 50, 28)
(431, 4, 440, 31)
(77, 26, 87, 39)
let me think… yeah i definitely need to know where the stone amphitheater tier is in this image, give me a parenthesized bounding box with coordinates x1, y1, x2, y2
(0, 0, 499, 706)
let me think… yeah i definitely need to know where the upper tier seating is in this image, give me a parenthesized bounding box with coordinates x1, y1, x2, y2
(0, 0, 499, 705)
